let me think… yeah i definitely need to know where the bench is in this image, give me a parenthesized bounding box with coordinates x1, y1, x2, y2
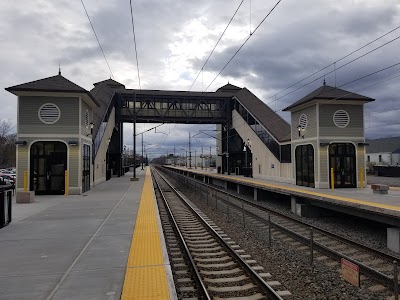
(371, 184, 389, 194)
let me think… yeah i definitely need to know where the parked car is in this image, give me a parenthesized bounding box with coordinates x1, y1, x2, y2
(0, 175, 15, 185)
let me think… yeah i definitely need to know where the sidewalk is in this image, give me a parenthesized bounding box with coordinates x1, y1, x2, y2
(0, 170, 146, 300)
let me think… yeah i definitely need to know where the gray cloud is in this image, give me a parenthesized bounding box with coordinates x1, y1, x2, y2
(1, 0, 400, 156)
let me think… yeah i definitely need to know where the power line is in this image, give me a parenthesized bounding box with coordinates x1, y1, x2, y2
(263, 25, 400, 105)
(80, 0, 114, 79)
(266, 34, 400, 106)
(228, 66, 400, 138)
(205, 0, 283, 92)
(188, 0, 245, 91)
(129, 0, 142, 89)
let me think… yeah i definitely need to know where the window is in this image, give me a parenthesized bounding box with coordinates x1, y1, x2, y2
(367, 155, 370, 162)
(333, 110, 350, 128)
(379, 155, 382, 163)
(38, 103, 61, 124)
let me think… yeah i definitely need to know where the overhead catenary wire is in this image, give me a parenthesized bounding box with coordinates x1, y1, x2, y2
(80, 0, 114, 79)
(263, 25, 400, 105)
(226, 64, 400, 140)
(266, 34, 400, 106)
(129, 0, 142, 89)
(205, 0, 283, 92)
(188, 0, 245, 91)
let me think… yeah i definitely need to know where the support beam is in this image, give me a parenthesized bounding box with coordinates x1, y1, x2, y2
(388, 227, 400, 253)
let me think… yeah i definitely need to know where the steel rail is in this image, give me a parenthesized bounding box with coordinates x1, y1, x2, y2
(160, 166, 399, 288)
(151, 170, 210, 300)
(153, 167, 285, 300)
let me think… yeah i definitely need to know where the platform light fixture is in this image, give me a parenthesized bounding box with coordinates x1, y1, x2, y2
(320, 142, 330, 147)
(90, 122, 94, 135)
(68, 141, 79, 146)
(15, 140, 27, 146)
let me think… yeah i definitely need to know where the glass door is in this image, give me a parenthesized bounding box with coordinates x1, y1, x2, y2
(82, 144, 91, 193)
(295, 144, 315, 188)
(329, 143, 356, 188)
(30, 142, 67, 195)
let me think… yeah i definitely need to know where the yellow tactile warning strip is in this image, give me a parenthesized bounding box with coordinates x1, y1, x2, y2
(121, 167, 170, 300)
(171, 167, 400, 213)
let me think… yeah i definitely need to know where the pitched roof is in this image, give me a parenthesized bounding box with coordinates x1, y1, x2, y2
(93, 78, 125, 88)
(5, 74, 100, 106)
(90, 82, 118, 138)
(282, 85, 374, 111)
(366, 137, 400, 154)
(216, 83, 242, 93)
(235, 88, 291, 142)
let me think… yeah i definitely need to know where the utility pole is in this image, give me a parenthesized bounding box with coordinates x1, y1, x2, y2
(174, 146, 176, 166)
(195, 150, 197, 169)
(210, 146, 212, 169)
(189, 132, 192, 169)
(141, 133, 144, 170)
(201, 147, 204, 170)
(226, 124, 230, 175)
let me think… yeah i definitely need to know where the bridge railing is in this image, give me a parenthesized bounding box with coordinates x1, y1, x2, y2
(93, 96, 115, 157)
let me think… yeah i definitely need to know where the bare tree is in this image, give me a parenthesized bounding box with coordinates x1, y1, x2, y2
(0, 120, 16, 168)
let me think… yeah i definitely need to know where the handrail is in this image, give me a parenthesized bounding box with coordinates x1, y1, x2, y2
(93, 92, 116, 157)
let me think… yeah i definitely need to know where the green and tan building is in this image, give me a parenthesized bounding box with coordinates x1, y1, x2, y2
(6, 73, 374, 199)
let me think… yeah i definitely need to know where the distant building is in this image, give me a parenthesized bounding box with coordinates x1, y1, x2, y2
(366, 137, 400, 165)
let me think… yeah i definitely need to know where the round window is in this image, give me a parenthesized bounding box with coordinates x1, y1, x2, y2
(333, 110, 350, 128)
(299, 114, 308, 129)
(38, 103, 61, 124)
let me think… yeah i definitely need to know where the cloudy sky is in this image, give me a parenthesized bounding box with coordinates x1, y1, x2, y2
(1, 0, 400, 158)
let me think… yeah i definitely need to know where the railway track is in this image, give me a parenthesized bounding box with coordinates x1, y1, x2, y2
(159, 166, 400, 296)
(152, 167, 292, 299)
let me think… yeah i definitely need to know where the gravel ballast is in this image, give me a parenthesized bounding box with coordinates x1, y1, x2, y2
(163, 170, 397, 299)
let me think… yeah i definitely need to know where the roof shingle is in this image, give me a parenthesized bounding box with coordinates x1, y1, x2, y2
(235, 88, 291, 142)
(283, 85, 374, 111)
(366, 137, 400, 154)
(5, 74, 100, 106)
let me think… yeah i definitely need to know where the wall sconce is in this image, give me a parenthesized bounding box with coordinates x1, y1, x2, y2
(357, 142, 369, 146)
(87, 122, 94, 136)
(15, 140, 27, 146)
(68, 141, 79, 146)
(297, 125, 304, 138)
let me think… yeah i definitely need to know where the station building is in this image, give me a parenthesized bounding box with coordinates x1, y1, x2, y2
(5, 73, 374, 199)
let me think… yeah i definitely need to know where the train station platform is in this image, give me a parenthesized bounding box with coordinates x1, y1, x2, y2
(164, 166, 400, 224)
(0, 168, 176, 300)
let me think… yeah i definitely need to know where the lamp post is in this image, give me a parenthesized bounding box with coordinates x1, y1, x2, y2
(141, 133, 144, 170)
(209, 146, 212, 169)
(123, 145, 126, 171)
(201, 147, 204, 170)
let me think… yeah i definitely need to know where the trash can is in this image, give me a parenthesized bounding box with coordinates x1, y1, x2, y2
(0, 186, 12, 229)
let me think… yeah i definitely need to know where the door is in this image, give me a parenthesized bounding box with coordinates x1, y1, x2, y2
(30, 142, 67, 195)
(295, 144, 315, 188)
(82, 144, 91, 193)
(329, 143, 356, 188)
